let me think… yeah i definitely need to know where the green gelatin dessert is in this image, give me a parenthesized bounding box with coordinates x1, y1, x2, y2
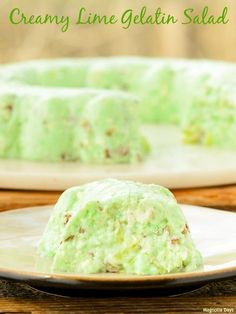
(0, 86, 148, 163)
(137, 62, 178, 123)
(0, 57, 236, 159)
(37, 179, 203, 275)
(182, 78, 236, 149)
(75, 93, 149, 163)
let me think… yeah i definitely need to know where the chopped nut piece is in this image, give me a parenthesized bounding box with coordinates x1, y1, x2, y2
(120, 83, 128, 90)
(42, 119, 48, 126)
(118, 146, 129, 156)
(105, 128, 115, 137)
(164, 225, 171, 234)
(5, 104, 13, 112)
(136, 154, 143, 162)
(64, 235, 75, 242)
(182, 224, 190, 235)
(81, 120, 91, 129)
(64, 213, 72, 225)
(61, 153, 66, 161)
(79, 227, 85, 234)
(171, 237, 180, 245)
(104, 149, 112, 159)
(88, 252, 95, 258)
(105, 263, 120, 273)
(97, 201, 103, 211)
(79, 142, 86, 148)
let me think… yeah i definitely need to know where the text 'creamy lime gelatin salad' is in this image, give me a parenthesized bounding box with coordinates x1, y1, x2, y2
(37, 179, 203, 275)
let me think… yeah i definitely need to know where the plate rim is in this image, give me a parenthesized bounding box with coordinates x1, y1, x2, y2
(1, 167, 236, 191)
(0, 204, 236, 286)
(0, 264, 236, 284)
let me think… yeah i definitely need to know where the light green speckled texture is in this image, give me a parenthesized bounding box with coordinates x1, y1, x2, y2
(0, 57, 236, 155)
(182, 78, 236, 149)
(37, 179, 203, 275)
(75, 93, 149, 163)
(0, 86, 148, 163)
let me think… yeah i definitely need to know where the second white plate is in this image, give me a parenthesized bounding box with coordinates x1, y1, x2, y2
(0, 125, 236, 191)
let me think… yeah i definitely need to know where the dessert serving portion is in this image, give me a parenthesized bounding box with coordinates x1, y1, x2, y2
(37, 179, 203, 275)
(0, 57, 235, 164)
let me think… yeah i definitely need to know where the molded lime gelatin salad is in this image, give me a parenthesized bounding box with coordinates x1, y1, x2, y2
(0, 57, 235, 164)
(37, 179, 203, 275)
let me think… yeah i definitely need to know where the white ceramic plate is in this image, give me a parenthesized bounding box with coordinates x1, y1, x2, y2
(0, 125, 236, 191)
(0, 204, 235, 291)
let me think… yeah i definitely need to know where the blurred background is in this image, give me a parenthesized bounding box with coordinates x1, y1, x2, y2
(0, 0, 235, 63)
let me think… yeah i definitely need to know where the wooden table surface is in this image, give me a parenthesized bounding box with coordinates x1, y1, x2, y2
(0, 185, 236, 313)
